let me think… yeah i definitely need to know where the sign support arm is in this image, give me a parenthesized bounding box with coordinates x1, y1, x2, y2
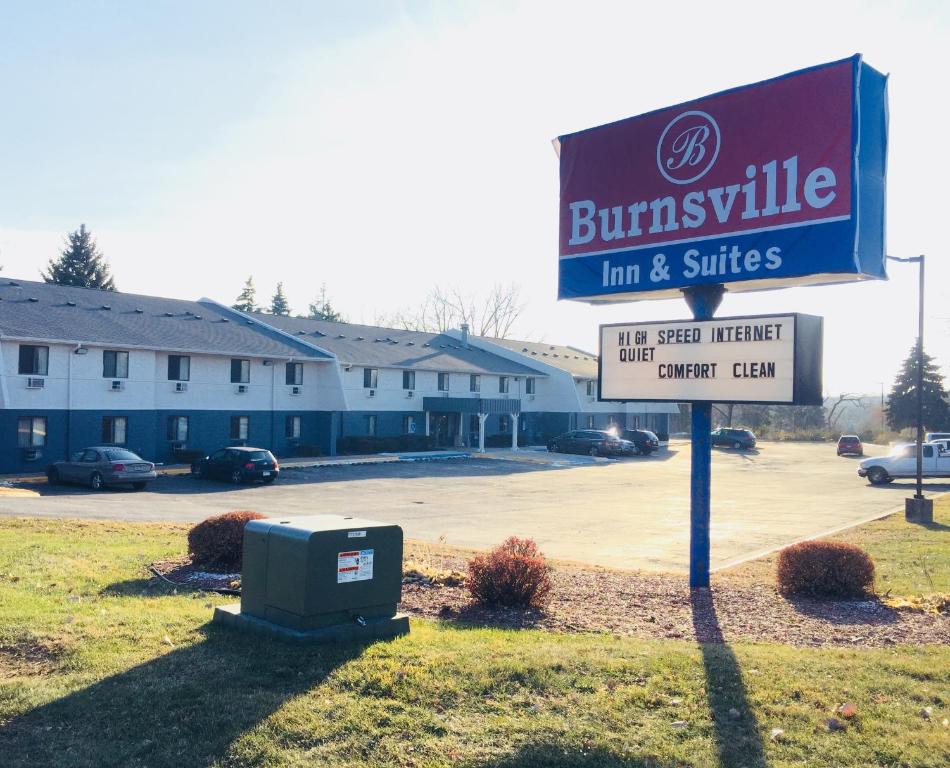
(682, 284, 725, 588)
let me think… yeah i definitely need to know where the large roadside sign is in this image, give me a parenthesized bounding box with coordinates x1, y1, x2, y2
(599, 313, 823, 405)
(556, 55, 888, 302)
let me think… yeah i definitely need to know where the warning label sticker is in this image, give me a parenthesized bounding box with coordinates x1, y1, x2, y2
(337, 549, 374, 583)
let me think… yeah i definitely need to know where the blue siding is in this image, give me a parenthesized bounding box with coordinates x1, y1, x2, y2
(0, 408, 335, 474)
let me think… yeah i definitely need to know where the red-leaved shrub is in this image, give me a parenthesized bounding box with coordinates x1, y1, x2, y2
(187, 510, 265, 571)
(776, 540, 875, 598)
(467, 536, 553, 609)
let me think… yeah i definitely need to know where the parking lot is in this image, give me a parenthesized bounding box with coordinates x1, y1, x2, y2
(2, 441, 945, 572)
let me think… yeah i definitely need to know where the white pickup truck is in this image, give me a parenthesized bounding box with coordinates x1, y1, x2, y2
(858, 442, 950, 484)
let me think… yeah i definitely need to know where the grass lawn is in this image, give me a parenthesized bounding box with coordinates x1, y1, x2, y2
(0, 517, 948, 768)
(731, 494, 950, 597)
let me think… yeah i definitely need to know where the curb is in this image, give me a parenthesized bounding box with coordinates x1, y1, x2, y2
(712, 490, 949, 572)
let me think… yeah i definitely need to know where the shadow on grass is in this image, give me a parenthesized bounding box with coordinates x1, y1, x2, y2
(786, 595, 898, 625)
(0, 623, 365, 768)
(690, 588, 767, 768)
(483, 742, 673, 767)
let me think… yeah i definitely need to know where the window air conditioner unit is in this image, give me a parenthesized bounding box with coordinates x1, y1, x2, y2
(588, 395, 596, 402)
(291, 386, 301, 395)
(175, 382, 188, 392)
(26, 377, 45, 389)
(527, 394, 535, 401)
(441, 391, 449, 397)
(368, 389, 376, 398)
(406, 390, 414, 398)
(236, 384, 248, 394)
(111, 380, 125, 391)
(22, 448, 42, 461)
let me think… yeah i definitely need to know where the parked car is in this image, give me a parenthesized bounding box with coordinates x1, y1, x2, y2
(46, 447, 156, 491)
(836, 434, 863, 456)
(547, 430, 635, 457)
(710, 428, 757, 450)
(858, 442, 950, 484)
(191, 446, 280, 484)
(621, 429, 660, 455)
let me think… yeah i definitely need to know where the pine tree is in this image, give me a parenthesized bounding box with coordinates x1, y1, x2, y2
(307, 283, 344, 322)
(886, 341, 950, 431)
(232, 276, 257, 312)
(269, 282, 291, 316)
(42, 224, 116, 290)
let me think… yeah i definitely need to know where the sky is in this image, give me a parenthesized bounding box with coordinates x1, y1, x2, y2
(0, 0, 948, 395)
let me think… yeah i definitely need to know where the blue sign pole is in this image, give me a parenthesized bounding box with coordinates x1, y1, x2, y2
(683, 284, 725, 588)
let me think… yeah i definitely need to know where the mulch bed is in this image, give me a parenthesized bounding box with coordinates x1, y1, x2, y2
(151, 550, 949, 649)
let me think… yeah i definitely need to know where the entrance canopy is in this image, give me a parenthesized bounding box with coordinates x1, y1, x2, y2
(423, 397, 521, 414)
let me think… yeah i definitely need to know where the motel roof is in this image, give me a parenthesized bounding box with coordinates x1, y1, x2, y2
(0, 279, 330, 359)
(481, 337, 600, 379)
(245, 312, 546, 376)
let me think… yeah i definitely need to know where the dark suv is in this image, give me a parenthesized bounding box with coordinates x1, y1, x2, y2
(710, 428, 757, 450)
(192, 447, 280, 484)
(547, 430, 635, 457)
(621, 429, 660, 455)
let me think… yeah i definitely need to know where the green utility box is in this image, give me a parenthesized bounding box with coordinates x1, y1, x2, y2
(214, 515, 409, 643)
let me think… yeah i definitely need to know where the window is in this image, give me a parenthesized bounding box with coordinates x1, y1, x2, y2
(231, 359, 250, 384)
(367, 415, 377, 436)
(499, 376, 509, 394)
(404, 415, 417, 434)
(230, 415, 249, 440)
(525, 377, 536, 395)
(499, 415, 510, 433)
(438, 373, 450, 392)
(17, 416, 46, 448)
(103, 350, 129, 378)
(285, 415, 301, 439)
(402, 370, 415, 390)
(363, 368, 378, 388)
(101, 416, 127, 445)
(470, 374, 480, 393)
(586, 415, 595, 429)
(167, 355, 190, 381)
(286, 362, 303, 386)
(18, 345, 49, 376)
(167, 416, 189, 442)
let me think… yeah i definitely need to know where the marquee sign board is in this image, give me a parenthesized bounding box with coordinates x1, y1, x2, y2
(599, 313, 822, 405)
(557, 55, 888, 302)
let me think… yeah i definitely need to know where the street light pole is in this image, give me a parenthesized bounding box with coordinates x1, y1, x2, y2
(887, 254, 932, 522)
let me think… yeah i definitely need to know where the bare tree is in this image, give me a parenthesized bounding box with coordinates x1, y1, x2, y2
(387, 283, 525, 338)
(826, 393, 863, 429)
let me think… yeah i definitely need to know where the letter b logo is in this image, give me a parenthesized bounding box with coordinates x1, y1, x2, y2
(657, 110, 720, 185)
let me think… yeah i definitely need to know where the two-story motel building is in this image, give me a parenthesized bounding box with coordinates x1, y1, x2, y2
(0, 278, 677, 475)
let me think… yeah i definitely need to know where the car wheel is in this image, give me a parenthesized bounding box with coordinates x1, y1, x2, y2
(132, 482, 147, 491)
(263, 476, 276, 484)
(589, 446, 599, 457)
(46, 467, 59, 485)
(868, 467, 889, 485)
(89, 472, 103, 491)
(230, 468, 244, 485)
(192, 463, 204, 479)
(733, 440, 742, 449)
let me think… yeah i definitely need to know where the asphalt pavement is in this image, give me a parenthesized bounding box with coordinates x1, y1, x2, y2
(1, 441, 944, 572)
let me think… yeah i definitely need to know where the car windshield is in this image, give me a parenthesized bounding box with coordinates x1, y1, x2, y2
(104, 449, 142, 461)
